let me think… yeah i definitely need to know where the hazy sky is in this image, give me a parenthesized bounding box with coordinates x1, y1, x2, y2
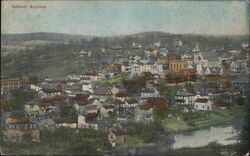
(1, 1, 249, 36)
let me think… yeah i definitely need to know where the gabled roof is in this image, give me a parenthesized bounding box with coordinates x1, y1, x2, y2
(93, 86, 113, 95)
(84, 112, 98, 118)
(54, 117, 77, 124)
(115, 92, 130, 98)
(6, 111, 30, 125)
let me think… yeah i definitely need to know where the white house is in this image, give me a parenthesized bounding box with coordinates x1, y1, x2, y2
(141, 88, 159, 99)
(194, 98, 212, 111)
(30, 84, 42, 91)
(80, 72, 99, 81)
(77, 114, 98, 130)
(100, 105, 116, 118)
(54, 118, 78, 128)
(114, 92, 131, 102)
(131, 63, 163, 75)
(175, 90, 196, 105)
(82, 83, 93, 93)
(134, 106, 154, 123)
(124, 99, 139, 108)
(38, 88, 61, 99)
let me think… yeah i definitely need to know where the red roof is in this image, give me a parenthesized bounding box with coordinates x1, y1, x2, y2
(41, 88, 61, 93)
(195, 98, 209, 103)
(54, 118, 77, 124)
(6, 112, 29, 124)
(140, 97, 167, 111)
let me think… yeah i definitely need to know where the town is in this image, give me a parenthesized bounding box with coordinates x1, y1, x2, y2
(1, 38, 249, 155)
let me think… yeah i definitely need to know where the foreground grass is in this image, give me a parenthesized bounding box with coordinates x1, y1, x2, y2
(1, 128, 110, 155)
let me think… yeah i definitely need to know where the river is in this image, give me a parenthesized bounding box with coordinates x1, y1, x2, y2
(106, 124, 242, 156)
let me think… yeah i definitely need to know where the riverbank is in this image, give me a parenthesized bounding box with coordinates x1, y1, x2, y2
(111, 126, 249, 156)
(116, 104, 245, 150)
(162, 104, 245, 133)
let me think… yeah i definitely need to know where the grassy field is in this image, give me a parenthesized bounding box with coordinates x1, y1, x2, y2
(191, 105, 244, 129)
(97, 75, 122, 84)
(162, 117, 192, 133)
(118, 135, 145, 149)
(155, 82, 186, 101)
(162, 105, 245, 133)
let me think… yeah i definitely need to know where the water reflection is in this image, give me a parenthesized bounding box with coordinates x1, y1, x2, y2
(173, 126, 240, 149)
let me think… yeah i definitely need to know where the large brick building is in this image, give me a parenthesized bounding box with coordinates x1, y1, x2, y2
(167, 55, 187, 72)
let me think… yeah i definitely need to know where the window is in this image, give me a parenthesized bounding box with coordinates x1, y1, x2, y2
(202, 106, 204, 108)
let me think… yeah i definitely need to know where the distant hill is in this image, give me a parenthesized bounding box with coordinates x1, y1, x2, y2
(1, 32, 94, 45)
(1, 31, 249, 78)
(2, 31, 248, 46)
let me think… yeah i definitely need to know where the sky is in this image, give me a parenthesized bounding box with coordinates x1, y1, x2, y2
(1, 0, 249, 36)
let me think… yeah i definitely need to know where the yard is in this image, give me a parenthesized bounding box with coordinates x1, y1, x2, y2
(97, 75, 122, 85)
(162, 104, 246, 133)
(155, 81, 186, 102)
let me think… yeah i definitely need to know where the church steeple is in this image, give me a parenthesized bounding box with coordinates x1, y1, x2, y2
(193, 43, 200, 53)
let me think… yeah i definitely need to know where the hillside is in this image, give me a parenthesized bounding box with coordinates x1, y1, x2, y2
(1, 32, 249, 78)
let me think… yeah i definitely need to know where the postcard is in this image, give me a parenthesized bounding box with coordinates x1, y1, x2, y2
(1, 0, 249, 155)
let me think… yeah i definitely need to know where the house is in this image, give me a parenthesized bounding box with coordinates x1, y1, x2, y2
(124, 99, 139, 108)
(230, 60, 249, 73)
(4, 112, 40, 142)
(93, 86, 113, 102)
(38, 88, 61, 99)
(77, 114, 98, 130)
(80, 77, 91, 84)
(130, 63, 163, 75)
(121, 64, 131, 72)
(114, 91, 131, 102)
(30, 84, 43, 92)
(21, 76, 38, 87)
(82, 83, 93, 93)
(108, 128, 125, 147)
(141, 87, 159, 99)
(74, 98, 100, 114)
(100, 105, 116, 118)
(194, 98, 212, 111)
(175, 89, 196, 106)
(54, 117, 78, 128)
(24, 98, 62, 120)
(1, 78, 21, 95)
(145, 48, 158, 57)
(168, 59, 187, 72)
(37, 119, 56, 130)
(80, 72, 99, 81)
(134, 106, 154, 123)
